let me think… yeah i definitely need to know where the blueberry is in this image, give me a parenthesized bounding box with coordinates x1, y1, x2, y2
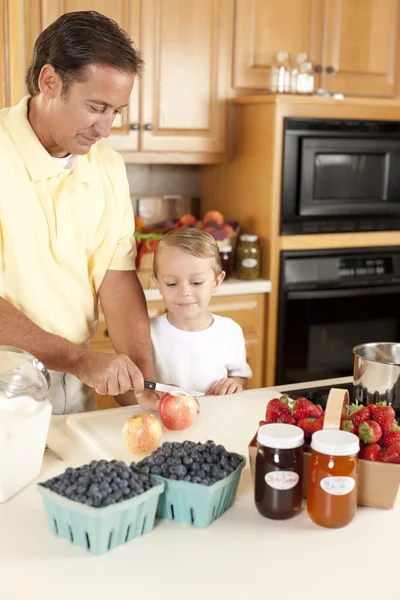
(191, 462, 200, 472)
(150, 466, 162, 475)
(197, 470, 206, 479)
(183, 456, 193, 466)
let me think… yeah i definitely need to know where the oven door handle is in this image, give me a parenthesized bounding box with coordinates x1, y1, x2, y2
(287, 284, 400, 300)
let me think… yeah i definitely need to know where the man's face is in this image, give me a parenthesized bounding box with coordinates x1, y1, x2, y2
(47, 63, 134, 155)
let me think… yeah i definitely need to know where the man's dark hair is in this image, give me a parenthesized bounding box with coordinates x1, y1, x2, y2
(26, 11, 144, 96)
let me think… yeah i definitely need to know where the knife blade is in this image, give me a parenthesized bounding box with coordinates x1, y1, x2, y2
(144, 380, 204, 397)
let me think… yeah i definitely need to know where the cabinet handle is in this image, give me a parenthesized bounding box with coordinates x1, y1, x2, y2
(104, 329, 109, 338)
(326, 65, 335, 74)
(314, 64, 323, 73)
(144, 123, 153, 131)
(130, 123, 139, 131)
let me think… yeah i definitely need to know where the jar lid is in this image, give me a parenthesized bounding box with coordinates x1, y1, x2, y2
(311, 430, 360, 456)
(239, 234, 258, 242)
(257, 423, 304, 449)
(219, 245, 232, 252)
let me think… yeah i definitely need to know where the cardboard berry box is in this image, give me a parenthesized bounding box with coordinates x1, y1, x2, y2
(248, 388, 400, 509)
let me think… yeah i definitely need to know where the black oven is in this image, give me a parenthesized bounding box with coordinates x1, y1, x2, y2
(281, 118, 400, 235)
(276, 247, 400, 385)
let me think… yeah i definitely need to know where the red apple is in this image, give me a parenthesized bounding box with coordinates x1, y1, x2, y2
(159, 393, 198, 431)
(122, 413, 162, 455)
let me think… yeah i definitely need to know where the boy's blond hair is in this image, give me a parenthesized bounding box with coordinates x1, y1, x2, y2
(153, 228, 223, 279)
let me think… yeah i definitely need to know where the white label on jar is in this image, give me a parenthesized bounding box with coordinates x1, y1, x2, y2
(320, 477, 355, 496)
(265, 471, 299, 490)
(241, 258, 258, 268)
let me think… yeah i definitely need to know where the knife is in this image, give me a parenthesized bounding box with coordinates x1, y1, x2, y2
(144, 380, 204, 397)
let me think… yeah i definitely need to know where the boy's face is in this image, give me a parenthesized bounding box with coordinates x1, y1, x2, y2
(154, 246, 224, 319)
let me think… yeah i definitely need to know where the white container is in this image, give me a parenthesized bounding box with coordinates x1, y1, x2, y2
(0, 347, 52, 502)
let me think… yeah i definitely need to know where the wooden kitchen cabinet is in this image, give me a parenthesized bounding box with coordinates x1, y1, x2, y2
(233, 0, 400, 98)
(91, 293, 266, 409)
(18, 0, 233, 160)
(233, 0, 324, 89)
(322, 0, 400, 97)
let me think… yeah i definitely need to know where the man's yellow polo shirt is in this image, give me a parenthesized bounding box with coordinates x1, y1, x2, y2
(0, 97, 136, 345)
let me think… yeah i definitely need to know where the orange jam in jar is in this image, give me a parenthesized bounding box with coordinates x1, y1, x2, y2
(307, 430, 360, 528)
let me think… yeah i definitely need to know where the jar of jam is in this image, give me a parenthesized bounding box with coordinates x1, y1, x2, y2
(219, 245, 233, 279)
(255, 423, 304, 520)
(236, 234, 261, 280)
(307, 430, 360, 529)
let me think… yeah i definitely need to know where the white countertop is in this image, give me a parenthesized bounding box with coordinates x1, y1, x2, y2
(2, 376, 398, 600)
(144, 277, 271, 301)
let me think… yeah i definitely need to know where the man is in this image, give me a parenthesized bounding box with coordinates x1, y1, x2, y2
(0, 11, 159, 413)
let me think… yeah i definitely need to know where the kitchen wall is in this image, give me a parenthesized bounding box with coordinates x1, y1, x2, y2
(126, 165, 201, 200)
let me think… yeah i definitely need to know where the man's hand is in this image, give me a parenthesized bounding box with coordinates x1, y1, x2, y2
(206, 377, 245, 396)
(72, 350, 144, 397)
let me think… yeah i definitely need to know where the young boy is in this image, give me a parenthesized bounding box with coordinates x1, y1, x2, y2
(151, 228, 252, 395)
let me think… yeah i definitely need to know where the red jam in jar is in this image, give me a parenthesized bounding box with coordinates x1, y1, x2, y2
(255, 423, 304, 520)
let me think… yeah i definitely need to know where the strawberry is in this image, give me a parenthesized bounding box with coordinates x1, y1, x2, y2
(341, 419, 356, 433)
(276, 413, 296, 425)
(382, 441, 400, 463)
(348, 400, 370, 427)
(293, 397, 322, 420)
(297, 416, 324, 439)
(265, 395, 292, 423)
(372, 404, 396, 433)
(357, 420, 382, 444)
(382, 428, 400, 448)
(359, 444, 382, 462)
(259, 420, 267, 428)
(369, 404, 377, 417)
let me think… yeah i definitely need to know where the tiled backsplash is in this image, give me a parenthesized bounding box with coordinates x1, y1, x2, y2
(126, 164, 201, 198)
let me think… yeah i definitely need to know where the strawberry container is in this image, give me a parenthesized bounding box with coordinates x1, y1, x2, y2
(37, 480, 164, 555)
(153, 456, 246, 527)
(248, 389, 400, 509)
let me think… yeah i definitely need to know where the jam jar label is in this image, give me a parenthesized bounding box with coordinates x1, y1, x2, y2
(265, 471, 299, 490)
(241, 258, 258, 268)
(320, 476, 355, 496)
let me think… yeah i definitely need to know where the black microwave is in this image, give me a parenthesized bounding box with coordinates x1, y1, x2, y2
(281, 117, 400, 235)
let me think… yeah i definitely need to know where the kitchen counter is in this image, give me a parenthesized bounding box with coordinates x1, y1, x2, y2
(2, 377, 398, 600)
(144, 277, 271, 301)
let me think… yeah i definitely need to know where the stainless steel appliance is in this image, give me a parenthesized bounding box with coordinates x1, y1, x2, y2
(353, 342, 400, 412)
(276, 246, 400, 386)
(281, 117, 400, 234)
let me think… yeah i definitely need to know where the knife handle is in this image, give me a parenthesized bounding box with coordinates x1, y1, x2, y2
(144, 380, 156, 391)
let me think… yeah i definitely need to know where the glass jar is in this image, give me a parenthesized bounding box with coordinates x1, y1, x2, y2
(289, 52, 307, 94)
(269, 51, 291, 94)
(219, 245, 233, 280)
(236, 234, 261, 280)
(0, 346, 52, 502)
(255, 423, 304, 520)
(307, 430, 360, 528)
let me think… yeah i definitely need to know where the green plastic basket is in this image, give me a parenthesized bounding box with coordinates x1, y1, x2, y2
(154, 457, 246, 528)
(37, 480, 164, 555)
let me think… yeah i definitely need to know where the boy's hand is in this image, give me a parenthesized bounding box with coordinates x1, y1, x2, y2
(206, 377, 244, 396)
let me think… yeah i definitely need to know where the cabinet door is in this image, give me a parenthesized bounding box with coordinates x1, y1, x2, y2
(233, 0, 324, 89)
(0, 1, 7, 108)
(322, 0, 400, 97)
(22, 0, 140, 147)
(140, 0, 233, 153)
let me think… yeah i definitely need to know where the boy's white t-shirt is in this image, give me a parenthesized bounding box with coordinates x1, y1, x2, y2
(150, 314, 252, 394)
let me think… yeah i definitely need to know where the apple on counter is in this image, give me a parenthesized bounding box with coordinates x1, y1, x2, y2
(123, 414, 163, 456)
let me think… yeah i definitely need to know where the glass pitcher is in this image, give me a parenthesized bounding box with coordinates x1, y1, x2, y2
(0, 346, 52, 502)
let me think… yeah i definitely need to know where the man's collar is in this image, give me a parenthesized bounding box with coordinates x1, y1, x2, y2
(6, 96, 91, 183)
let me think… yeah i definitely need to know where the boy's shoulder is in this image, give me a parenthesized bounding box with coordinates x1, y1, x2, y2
(212, 314, 244, 335)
